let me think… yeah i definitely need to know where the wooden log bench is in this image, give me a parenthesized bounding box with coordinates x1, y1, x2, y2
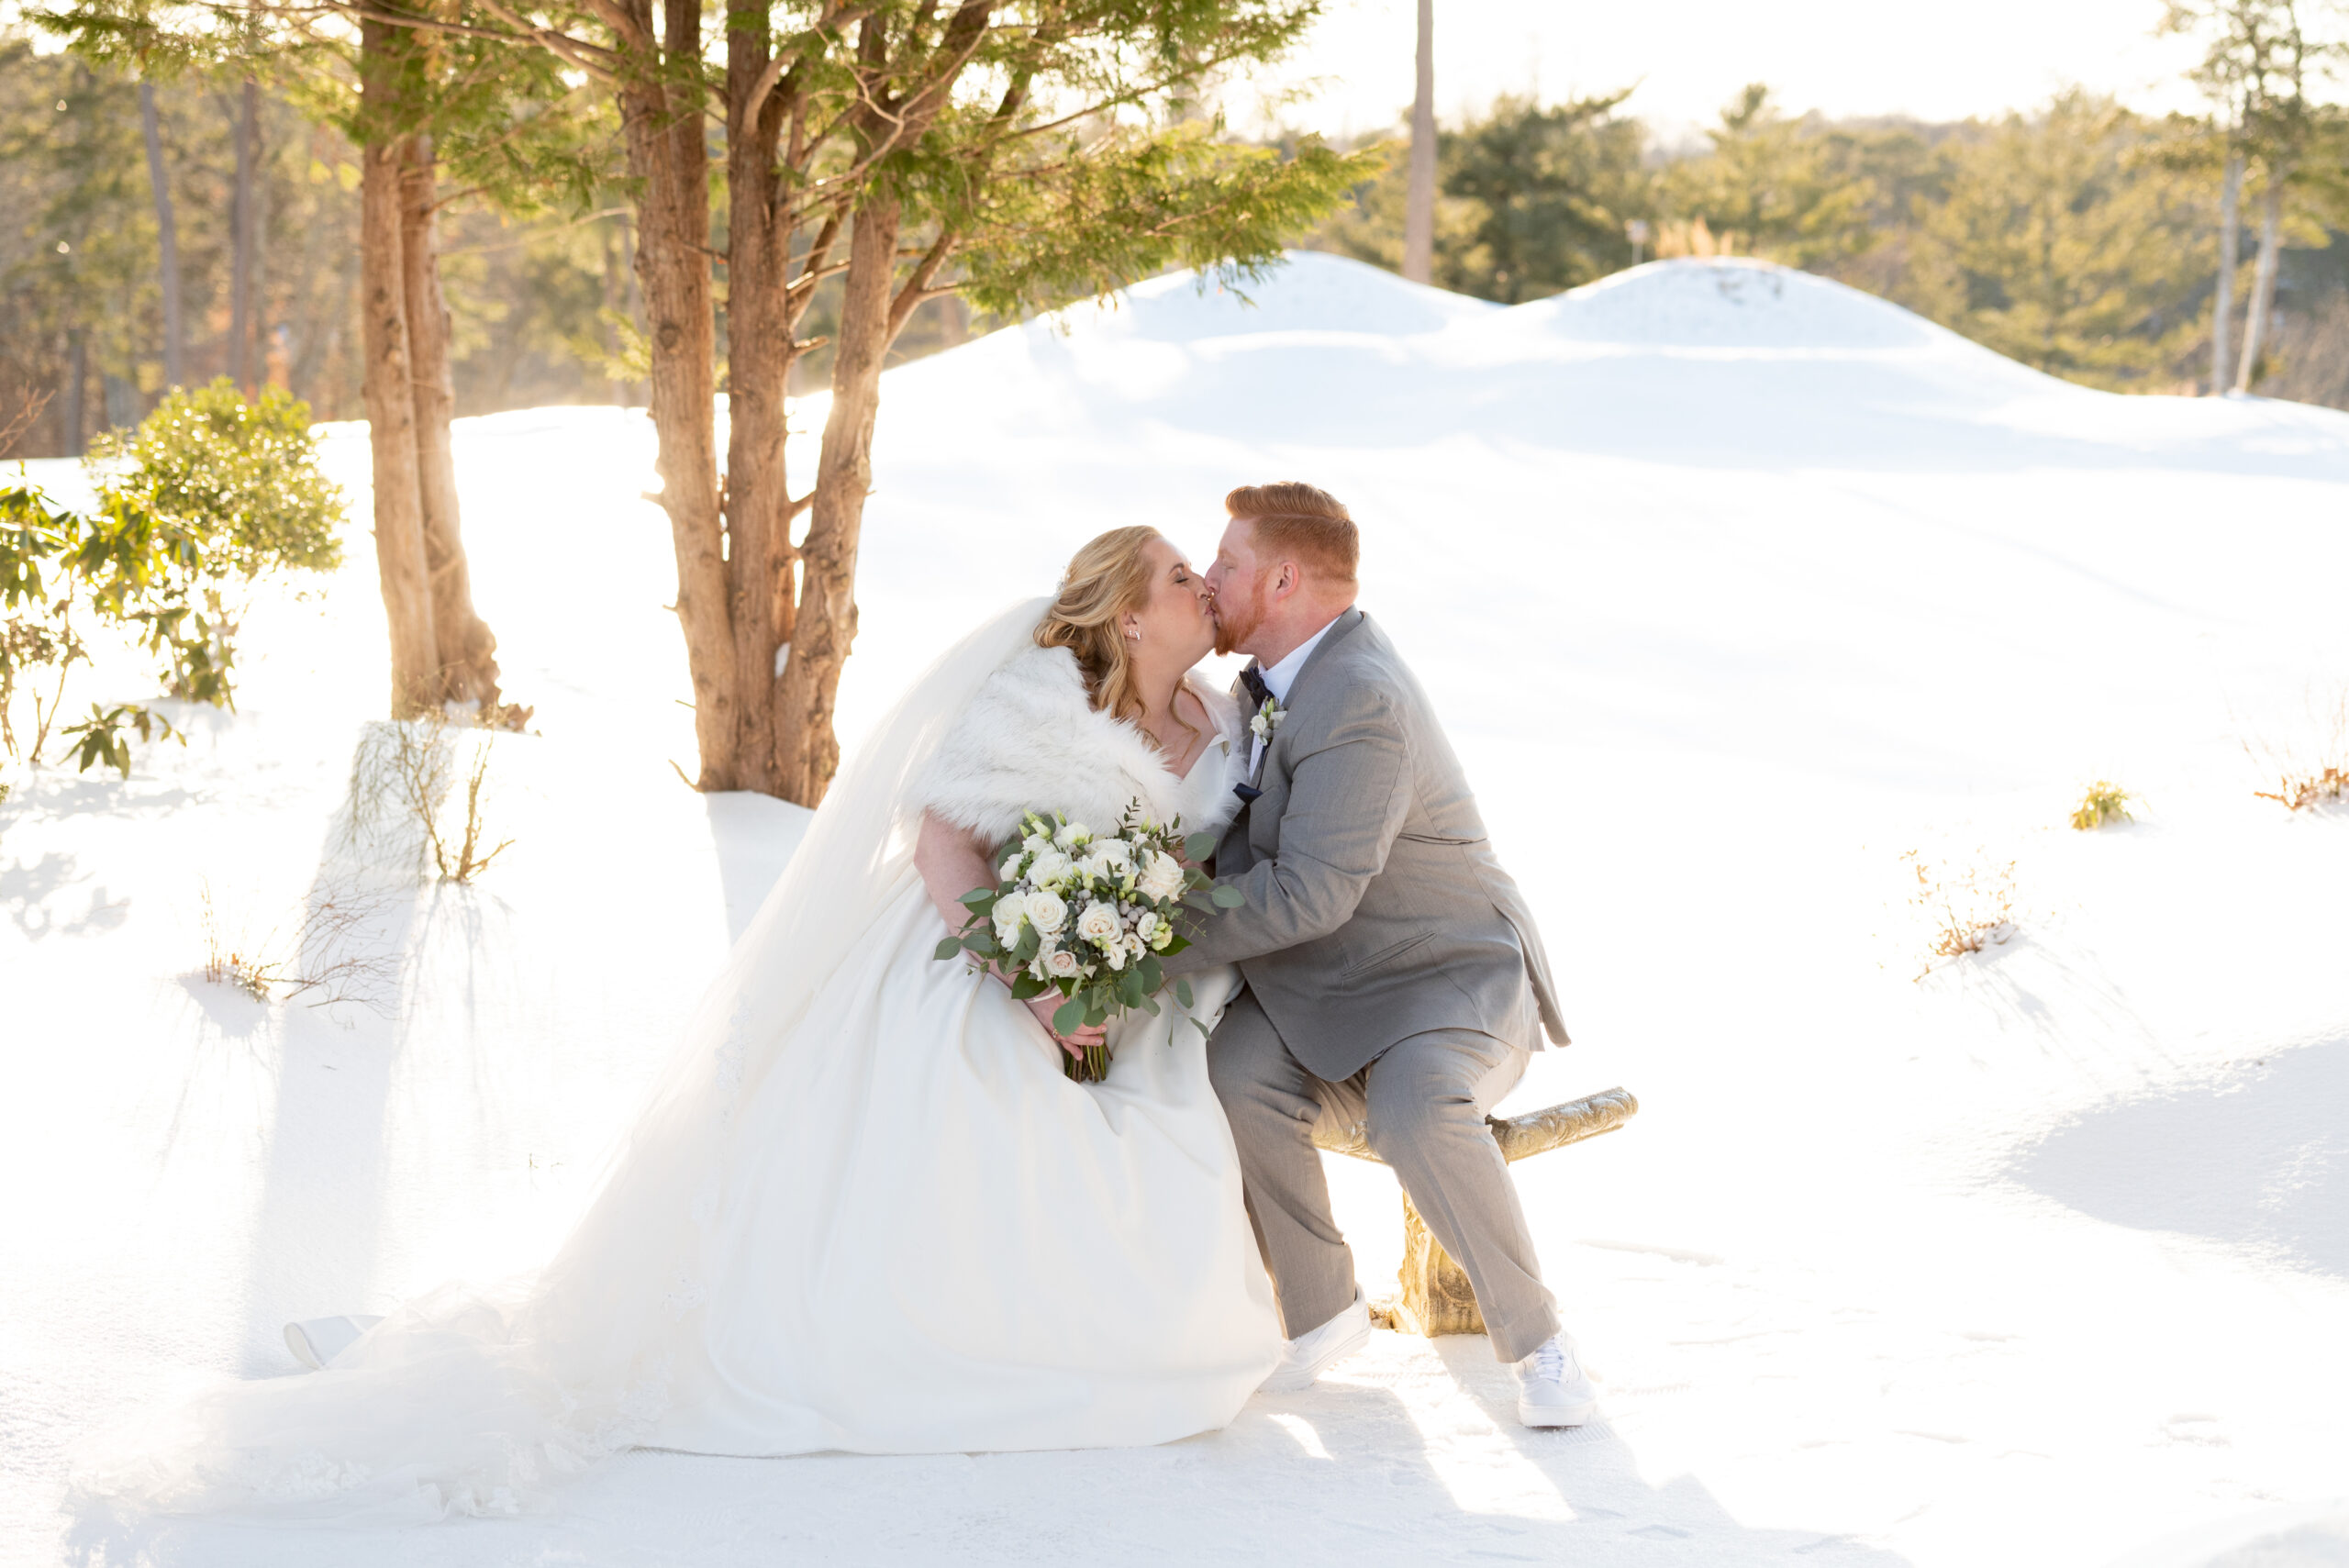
(1310, 1085, 1639, 1337)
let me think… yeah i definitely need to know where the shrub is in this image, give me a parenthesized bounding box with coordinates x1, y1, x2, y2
(85, 378, 345, 706)
(342, 705, 515, 884)
(1902, 847, 2016, 979)
(2243, 686, 2349, 813)
(2069, 780, 2132, 829)
(0, 383, 344, 775)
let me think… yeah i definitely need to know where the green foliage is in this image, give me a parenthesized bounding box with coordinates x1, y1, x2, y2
(1898, 95, 2216, 390)
(0, 382, 343, 773)
(82, 377, 345, 704)
(63, 700, 182, 777)
(2069, 780, 2134, 829)
(1660, 85, 1878, 269)
(1312, 81, 2310, 396)
(88, 378, 342, 580)
(946, 122, 1381, 321)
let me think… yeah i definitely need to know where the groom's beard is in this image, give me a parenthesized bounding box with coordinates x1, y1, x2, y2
(1211, 573, 1267, 658)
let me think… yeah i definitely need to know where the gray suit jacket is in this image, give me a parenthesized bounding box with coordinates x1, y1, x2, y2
(1170, 608, 1568, 1081)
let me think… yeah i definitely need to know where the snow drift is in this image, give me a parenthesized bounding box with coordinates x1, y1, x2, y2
(4, 253, 2347, 1568)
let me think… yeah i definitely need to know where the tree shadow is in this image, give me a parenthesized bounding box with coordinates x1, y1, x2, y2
(2010, 1035, 2349, 1279)
(702, 791, 812, 942)
(2, 850, 130, 939)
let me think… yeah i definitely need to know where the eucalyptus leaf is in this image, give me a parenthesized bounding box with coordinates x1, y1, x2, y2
(1174, 977, 1195, 1009)
(1052, 998, 1086, 1035)
(1183, 830, 1220, 862)
(1209, 884, 1246, 908)
(932, 938, 963, 962)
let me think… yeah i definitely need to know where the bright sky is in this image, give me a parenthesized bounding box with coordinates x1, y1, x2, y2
(1232, 0, 2207, 144)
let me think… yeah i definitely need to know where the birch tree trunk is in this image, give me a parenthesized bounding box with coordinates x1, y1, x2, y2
(617, 0, 736, 786)
(139, 83, 184, 391)
(2212, 149, 2243, 395)
(773, 195, 898, 805)
(1401, 0, 1434, 285)
(399, 132, 503, 710)
(2235, 172, 2285, 394)
(357, 83, 440, 714)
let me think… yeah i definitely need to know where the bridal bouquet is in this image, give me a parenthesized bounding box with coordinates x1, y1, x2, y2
(934, 805, 1244, 1082)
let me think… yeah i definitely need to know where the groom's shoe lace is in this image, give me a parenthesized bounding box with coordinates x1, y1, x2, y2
(1528, 1337, 1568, 1384)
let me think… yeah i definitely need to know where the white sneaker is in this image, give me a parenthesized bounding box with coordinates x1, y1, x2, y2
(1259, 1291, 1373, 1393)
(284, 1314, 384, 1371)
(1515, 1332, 1597, 1428)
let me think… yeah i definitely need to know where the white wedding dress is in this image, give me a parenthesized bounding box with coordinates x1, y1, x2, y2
(74, 601, 1280, 1521)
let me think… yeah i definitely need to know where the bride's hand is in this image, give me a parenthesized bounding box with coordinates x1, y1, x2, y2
(1022, 993, 1102, 1061)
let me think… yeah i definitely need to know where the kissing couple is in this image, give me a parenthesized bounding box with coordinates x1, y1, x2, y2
(75, 482, 1590, 1524)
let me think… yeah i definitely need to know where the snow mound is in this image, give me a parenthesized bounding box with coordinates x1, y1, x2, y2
(1508, 257, 1947, 351)
(1048, 250, 1499, 343)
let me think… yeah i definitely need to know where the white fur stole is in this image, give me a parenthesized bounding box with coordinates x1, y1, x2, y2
(913, 643, 1239, 846)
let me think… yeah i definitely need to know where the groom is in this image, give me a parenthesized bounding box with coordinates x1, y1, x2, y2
(1169, 482, 1594, 1429)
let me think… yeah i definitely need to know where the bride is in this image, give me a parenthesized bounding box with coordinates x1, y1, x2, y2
(77, 527, 1281, 1520)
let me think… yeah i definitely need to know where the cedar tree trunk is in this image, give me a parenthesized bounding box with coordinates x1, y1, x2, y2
(400, 132, 502, 709)
(721, 17, 801, 797)
(618, 0, 735, 785)
(357, 96, 440, 714)
(774, 194, 899, 804)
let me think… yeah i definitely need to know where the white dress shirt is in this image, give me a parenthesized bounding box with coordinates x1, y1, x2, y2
(1247, 613, 1343, 776)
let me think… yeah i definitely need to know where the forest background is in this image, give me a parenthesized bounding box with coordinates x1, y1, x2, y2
(9, 22, 2349, 462)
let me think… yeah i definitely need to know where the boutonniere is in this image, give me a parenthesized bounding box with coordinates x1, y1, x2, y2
(1250, 695, 1286, 741)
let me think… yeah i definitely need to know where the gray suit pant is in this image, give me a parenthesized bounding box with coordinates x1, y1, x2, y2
(1207, 985, 1562, 1363)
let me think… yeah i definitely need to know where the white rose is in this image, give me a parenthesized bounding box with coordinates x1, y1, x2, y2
(1022, 831, 1051, 856)
(1044, 947, 1082, 978)
(1075, 901, 1121, 947)
(1028, 849, 1074, 888)
(998, 852, 1025, 882)
(993, 904, 1026, 948)
(1055, 820, 1090, 849)
(1132, 910, 1161, 945)
(1122, 931, 1148, 962)
(1095, 837, 1134, 873)
(1138, 851, 1186, 903)
(1077, 849, 1116, 885)
(1025, 889, 1069, 935)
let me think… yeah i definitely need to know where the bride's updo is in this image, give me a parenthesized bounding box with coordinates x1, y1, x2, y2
(1035, 525, 1162, 728)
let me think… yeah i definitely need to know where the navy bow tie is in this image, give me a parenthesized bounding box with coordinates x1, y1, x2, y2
(1239, 663, 1272, 708)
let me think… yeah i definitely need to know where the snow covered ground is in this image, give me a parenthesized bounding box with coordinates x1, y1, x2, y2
(4, 253, 2346, 1567)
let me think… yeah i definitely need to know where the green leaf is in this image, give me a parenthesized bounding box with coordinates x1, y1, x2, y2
(1192, 1018, 1212, 1040)
(1209, 884, 1246, 908)
(1008, 973, 1045, 1000)
(961, 931, 997, 957)
(1182, 889, 1218, 914)
(1174, 977, 1195, 1010)
(932, 937, 963, 962)
(957, 886, 996, 907)
(1013, 928, 1041, 964)
(1184, 830, 1220, 862)
(1052, 998, 1086, 1036)
(1135, 956, 1163, 993)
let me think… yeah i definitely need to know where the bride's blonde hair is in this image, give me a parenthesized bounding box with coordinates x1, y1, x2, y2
(1036, 525, 1197, 751)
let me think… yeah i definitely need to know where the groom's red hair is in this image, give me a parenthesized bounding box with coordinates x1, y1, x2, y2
(1225, 482, 1358, 586)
